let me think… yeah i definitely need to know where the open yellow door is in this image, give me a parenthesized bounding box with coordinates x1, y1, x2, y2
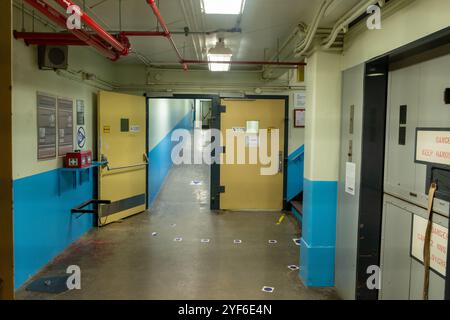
(220, 99, 285, 211)
(98, 91, 147, 226)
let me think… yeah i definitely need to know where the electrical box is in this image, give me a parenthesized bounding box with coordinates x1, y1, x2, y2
(64, 150, 93, 169)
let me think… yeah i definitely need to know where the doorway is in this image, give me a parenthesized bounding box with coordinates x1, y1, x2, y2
(210, 96, 289, 211)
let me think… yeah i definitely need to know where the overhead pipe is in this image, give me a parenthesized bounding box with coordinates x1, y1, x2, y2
(146, 0, 188, 70)
(120, 31, 166, 37)
(52, 0, 129, 55)
(13, 31, 88, 46)
(294, 0, 336, 57)
(321, 0, 381, 49)
(19, 1, 306, 69)
(23, 0, 120, 60)
(179, 0, 201, 60)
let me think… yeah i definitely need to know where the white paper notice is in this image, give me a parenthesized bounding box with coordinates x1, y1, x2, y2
(345, 162, 356, 196)
(411, 214, 448, 276)
(130, 125, 141, 133)
(246, 135, 259, 148)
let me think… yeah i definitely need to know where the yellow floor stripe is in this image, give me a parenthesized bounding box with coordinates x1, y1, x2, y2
(276, 213, 286, 225)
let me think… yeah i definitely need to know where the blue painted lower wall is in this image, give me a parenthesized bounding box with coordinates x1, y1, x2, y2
(148, 112, 192, 206)
(13, 169, 95, 288)
(300, 178, 337, 287)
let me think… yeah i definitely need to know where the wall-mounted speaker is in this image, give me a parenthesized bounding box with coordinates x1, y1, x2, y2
(38, 45, 68, 70)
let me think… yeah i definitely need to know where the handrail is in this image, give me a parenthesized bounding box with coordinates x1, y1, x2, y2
(288, 145, 305, 162)
(106, 163, 148, 171)
(291, 151, 304, 162)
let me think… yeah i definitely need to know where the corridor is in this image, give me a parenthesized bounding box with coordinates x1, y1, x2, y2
(16, 161, 337, 300)
(2, 0, 449, 304)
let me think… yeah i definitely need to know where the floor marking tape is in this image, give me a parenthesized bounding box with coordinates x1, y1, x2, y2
(276, 214, 286, 225)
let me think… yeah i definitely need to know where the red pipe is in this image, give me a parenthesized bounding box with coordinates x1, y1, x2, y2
(23, 0, 119, 60)
(52, 0, 129, 55)
(121, 31, 166, 37)
(14, 31, 82, 41)
(146, 0, 188, 70)
(26, 39, 88, 46)
(14, 31, 167, 40)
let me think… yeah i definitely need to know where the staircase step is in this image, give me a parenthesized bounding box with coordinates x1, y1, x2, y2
(291, 200, 303, 215)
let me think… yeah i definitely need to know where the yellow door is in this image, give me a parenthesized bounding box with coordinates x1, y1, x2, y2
(98, 91, 147, 226)
(220, 99, 285, 210)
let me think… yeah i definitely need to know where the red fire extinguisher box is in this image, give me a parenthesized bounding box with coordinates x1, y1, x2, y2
(64, 150, 93, 169)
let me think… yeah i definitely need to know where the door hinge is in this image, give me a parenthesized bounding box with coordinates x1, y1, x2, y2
(219, 186, 226, 193)
(220, 105, 226, 113)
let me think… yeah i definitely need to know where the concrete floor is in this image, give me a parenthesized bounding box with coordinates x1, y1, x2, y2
(16, 156, 338, 300)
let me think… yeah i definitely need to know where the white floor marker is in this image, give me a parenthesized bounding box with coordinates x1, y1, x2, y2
(174, 237, 183, 242)
(201, 239, 210, 243)
(288, 265, 299, 271)
(262, 286, 275, 293)
(268, 240, 278, 244)
(152, 232, 158, 236)
(234, 240, 242, 244)
(293, 238, 301, 246)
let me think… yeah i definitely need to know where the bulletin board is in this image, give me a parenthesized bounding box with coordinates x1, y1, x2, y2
(294, 108, 305, 128)
(37, 93, 57, 160)
(57, 97, 74, 156)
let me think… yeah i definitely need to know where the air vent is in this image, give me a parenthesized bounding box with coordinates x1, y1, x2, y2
(38, 45, 68, 70)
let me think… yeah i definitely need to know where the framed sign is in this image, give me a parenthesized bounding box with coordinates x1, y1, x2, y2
(76, 100, 85, 126)
(37, 93, 57, 160)
(415, 128, 450, 166)
(294, 92, 306, 108)
(294, 108, 305, 128)
(57, 97, 74, 156)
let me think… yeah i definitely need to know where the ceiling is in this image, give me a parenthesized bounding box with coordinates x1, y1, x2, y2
(45, 0, 363, 66)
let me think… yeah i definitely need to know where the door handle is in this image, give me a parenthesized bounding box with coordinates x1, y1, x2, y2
(102, 153, 149, 171)
(107, 163, 148, 171)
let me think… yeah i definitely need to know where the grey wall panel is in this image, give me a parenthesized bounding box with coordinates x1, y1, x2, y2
(409, 260, 445, 300)
(380, 195, 447, 300)
(379, 199, 412, 300)
(335, 64, 364, 300)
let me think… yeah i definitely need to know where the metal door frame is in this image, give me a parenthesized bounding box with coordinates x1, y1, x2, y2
(144, 94, 222, 209)
(210, 95, 290, 211)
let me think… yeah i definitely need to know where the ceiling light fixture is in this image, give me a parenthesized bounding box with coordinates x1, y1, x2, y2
(208, 38, 233, 72)
(202, 0, 246, 15)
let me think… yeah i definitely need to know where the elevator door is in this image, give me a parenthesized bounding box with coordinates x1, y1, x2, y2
(220, 99, 285, 211)
(380, 53, 450, 299)
(98, 91, 147, 226)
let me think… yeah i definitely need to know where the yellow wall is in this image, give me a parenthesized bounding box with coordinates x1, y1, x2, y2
(343, 0, 450, 70)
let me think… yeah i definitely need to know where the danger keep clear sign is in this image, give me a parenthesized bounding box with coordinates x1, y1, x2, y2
(411, 214, 448, 277)
(415, 129, 450, 166)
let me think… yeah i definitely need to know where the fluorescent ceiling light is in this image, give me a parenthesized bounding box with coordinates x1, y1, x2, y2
(208, 39, 233, 72)
(202, 0, 246, 15)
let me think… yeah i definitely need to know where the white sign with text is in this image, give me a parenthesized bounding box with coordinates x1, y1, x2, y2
(411, 214, 448, 276)
(415, 130, 450, 166)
